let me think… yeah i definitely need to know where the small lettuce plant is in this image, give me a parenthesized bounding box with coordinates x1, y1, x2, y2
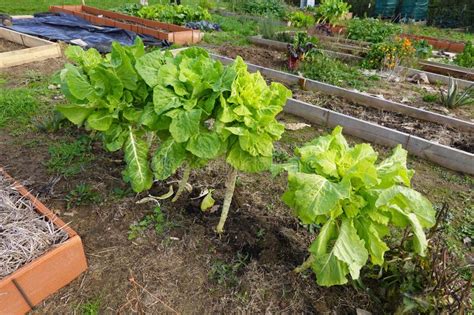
(274, 127, 436, 286)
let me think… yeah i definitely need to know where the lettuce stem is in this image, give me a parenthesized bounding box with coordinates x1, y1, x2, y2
(294, 255, 316, 273)
(172, 163, 191, 202)
(216, 167, 238, 234)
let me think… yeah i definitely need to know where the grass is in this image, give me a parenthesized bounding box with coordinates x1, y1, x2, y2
(79, 297, 101, 315)
(402, 24, 474, 43)
(128, 206, 167, 240)
(46, 136, 93, 177)
(0, 88, 38, 128)
(203, 14, 260, 46)
(0, 0, 203, 14)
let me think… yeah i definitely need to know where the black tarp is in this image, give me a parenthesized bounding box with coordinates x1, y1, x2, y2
(3, 13, 168, 52)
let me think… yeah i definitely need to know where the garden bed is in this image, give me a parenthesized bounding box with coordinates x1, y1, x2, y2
(0, 28, 61, 68)
(49, 5, 201, 44)
(215, 44, 474, 124)
(0, 168, 87, 314)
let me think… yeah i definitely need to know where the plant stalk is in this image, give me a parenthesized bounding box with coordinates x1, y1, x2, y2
(172, 164, 191, 202)
(294, 255, 316, 273)
(216, 167, 238, 234)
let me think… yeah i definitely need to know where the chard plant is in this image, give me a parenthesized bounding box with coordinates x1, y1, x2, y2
(274, 127, 436, 286)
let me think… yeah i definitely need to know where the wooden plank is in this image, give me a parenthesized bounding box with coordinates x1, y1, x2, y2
(0, 28, 52, 47)
(285, 98, 474, 175)
(211, 53, 474, 132)
(419, 61, 474, 81)
(0, 44, 62, 68)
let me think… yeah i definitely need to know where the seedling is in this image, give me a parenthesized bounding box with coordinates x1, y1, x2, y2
(128, 206, 166, 240)
(65, 183, 101, 209)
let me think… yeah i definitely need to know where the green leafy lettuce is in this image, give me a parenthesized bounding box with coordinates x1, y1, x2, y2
(58, 38, 155, 192)
(217, 57, 292, 173)
(276, 127, 435, 286)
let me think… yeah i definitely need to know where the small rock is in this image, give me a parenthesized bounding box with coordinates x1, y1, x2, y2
(407, 73, 430, 84)
(356, 308, 372, 315)
(284, 122, 311, 131)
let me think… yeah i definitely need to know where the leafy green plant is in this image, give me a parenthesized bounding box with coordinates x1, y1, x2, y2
(128, 206, 166, 240)
(439, 78, 474, 108)
(235, 0, 286, 18)
(287, 32, 319, 69)
(347, 18, 402, 43)
(79, 297, 101, 315)
(287, 11, 315, 28)
(135, 48, 291, 232)
(316, 0, 351, 26)
(66, 183, 101, 209)
(413, 40, 433, 59)
(274, 127, 436, 286)
(454, 41, 474, 68)
(121, 4, 211, 25)
(58, 38, 155, 192)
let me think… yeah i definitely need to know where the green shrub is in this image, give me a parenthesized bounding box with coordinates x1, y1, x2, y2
(316, 0, 351, 25)
(454, 41, 474, 68)
(414, 40, 433, 59)
(233, 0, 287, 18)
(287, 11, 316, 28)
(132, 4, 211, 25)
(347, 18, 402, 43)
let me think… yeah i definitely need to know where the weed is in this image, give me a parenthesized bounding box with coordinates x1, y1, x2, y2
(34, 110, 68, 133)
(112, 187, 134, 198)
(128, 206, 166, 240)
(300, 53, 369, 89)
(209, 252, 249, 287)
(23, 70, 44, 83)
(79, 297, 101, 315)
(66, 183, 101, 209)
(422, 93, 438, 103)
(0, 88, 38, 128)
(46, 137, 93, 177)
(273, 149, 290, 163)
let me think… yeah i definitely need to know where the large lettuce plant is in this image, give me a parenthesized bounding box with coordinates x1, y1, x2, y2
(275, 127, 436, 286)
(58, 38, 155, 192)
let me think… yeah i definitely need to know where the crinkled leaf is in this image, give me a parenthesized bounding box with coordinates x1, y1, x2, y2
(152, 138, 187, 180)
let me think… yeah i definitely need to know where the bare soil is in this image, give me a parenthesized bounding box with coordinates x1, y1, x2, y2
(0, 38, 26, 53)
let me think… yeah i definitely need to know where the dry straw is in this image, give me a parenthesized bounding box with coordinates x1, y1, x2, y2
(0, 175, 68, 279)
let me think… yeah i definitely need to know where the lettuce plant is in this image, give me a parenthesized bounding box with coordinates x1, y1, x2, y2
(275, 127, 436, 286)
(135, 47, 235, 201)
(214, 57, 292, 232)
(58, 38, 156, 192)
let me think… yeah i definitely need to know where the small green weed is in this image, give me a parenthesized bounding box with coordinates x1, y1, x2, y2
(209, 252, 249, 287)
(112, 187, 134, 198)
(273, 149, 290, 163)
(46, 137, 93, 177)
(66, 183, 101, 209)
(0, 88, 38, 128)
(128, 206, 166, 240)
(79, 297, 101, 315)
(422, 93, 438, 103)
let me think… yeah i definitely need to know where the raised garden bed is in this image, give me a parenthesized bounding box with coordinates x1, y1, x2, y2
(0, 168, 87, 314)
(49, 5, 201, 45)
(210, 51, 474, 175)
(0, 28, 61, 68)
(324, 25, 466, 53)
(250, 35, 474, 89)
